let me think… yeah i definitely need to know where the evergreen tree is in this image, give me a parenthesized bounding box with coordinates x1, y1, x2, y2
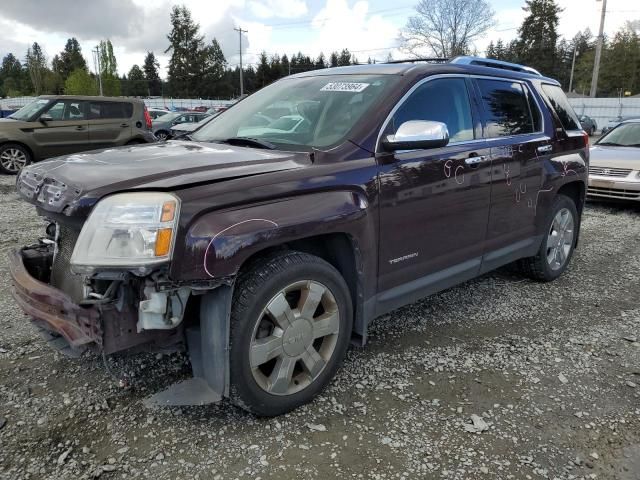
(54, 38, 87, 80)
(143, 51, 162, 96)
(315, 53, 326, 69)
(337, 49, 352, 66)
(165, 5, 205, 97)
(515, 0, 562, 76)
(0, 53, 26, 96)
(127, 65, 147, 96)
(329, 52, 339, 67)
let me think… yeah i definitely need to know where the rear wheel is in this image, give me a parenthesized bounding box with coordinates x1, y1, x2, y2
(518, 194, 578, 282)
(228, 251, 352, 416)
(0, 143, 31, 175)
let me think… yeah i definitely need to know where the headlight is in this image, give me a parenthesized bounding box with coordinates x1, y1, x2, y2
(70, 192, 180, 274)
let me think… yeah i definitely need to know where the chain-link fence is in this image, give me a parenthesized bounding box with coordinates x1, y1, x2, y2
(567, 97, 640, 129)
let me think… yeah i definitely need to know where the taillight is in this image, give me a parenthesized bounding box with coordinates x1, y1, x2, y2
(143, 107, 152, 130)
(583, 130, 589, 147)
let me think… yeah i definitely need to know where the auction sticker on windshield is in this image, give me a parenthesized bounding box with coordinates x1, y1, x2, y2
(321, 82, 369, 92)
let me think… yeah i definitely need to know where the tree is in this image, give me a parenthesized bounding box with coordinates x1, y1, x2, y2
(54, 38, 87, 80)
(64, 68, 97, 95)
(165, 5, 205, 97)
(143, 51, 162, 96)
(329, 52, 339, 67)
(25, 42, 48, 95)
(0, 53, 26, 96)
(98, 40, 120, 96)
(198, 38, 226, 96)
(515, 0, 562, 76)
(401, 0, 495, 58)
(127, 65, 147, 96)
(337, 49, 352, 66)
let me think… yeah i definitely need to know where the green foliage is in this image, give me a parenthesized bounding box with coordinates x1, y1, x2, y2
(26, 42, 48, 95)
(143, 51, 162, 96)
(127, 65, 147, 96)
(64, 68, 98, 95)
(54, 38, 87, 81)
(515, 0, 562, 76)
(165, 5, 205, 97)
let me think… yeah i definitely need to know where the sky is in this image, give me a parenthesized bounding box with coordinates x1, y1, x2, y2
(0, 0, 638, 79)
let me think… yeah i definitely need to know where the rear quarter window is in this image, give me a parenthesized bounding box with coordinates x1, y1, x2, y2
(89, 102, 134, 120)
(540, 84, 581, 131)
(476, 79, 535, 137)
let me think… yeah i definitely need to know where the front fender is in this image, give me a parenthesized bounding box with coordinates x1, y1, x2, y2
(171, 190, 372, 282)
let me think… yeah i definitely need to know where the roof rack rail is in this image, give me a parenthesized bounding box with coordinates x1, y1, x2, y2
(449, 56, 541, 76)
(384, 57, 449, 64)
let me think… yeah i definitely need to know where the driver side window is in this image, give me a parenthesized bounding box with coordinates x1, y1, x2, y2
(390, 78, 474, 144)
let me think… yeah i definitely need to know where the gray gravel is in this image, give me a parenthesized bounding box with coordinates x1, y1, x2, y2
(0, 173, 639, 480)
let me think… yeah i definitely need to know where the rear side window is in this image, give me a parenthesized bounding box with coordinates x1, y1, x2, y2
(390, 77, 474, 143)
(477, 79, 535, 137)
(541, 84, 581, 131)
(89, 102, 134, 120)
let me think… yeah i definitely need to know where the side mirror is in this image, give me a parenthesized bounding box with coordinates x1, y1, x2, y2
(382, 120, 449, 151)
(39, 114, 53, 123)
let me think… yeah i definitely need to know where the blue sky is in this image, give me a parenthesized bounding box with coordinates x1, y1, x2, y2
(0, 0, 637, 77)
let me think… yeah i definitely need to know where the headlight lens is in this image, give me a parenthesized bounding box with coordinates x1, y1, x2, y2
(70, 192, 180, 274)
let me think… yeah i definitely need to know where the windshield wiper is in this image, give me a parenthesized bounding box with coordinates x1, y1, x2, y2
(597, 141, 624, 146)
(218, 137, 277, 150)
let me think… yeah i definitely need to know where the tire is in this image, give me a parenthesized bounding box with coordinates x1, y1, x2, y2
(228, 251, 353, 416)
(0, 143, 31, 175)
(155, 131, 169, 141)
(518, 194, 578, 282)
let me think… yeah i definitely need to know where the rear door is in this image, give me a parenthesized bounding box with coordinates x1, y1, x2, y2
(30, 99, 89, 157)
(88, 101, 134, 149)
(472, 77, 550, 271)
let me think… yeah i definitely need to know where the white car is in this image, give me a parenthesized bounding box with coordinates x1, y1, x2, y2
(170, 114, 216, 138)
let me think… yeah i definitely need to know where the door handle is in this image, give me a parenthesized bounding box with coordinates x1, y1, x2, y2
(537, 145, 553, 153)
(120, 123, 129, 128)
(465, 155, 489, 166)
(75, 126, 85, 131)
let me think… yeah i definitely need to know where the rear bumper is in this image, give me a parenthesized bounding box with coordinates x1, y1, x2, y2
(8, 248, 102, 349)
(588, 176, 640, 202)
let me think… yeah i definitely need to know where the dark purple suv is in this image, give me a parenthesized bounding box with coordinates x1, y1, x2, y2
(10, 56, 588, 416)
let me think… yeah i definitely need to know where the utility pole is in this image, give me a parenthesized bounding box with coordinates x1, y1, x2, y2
(590, 0, 607, 98)
(93, 45, 103, 96)
(569, 44, 578, 93)
(234, 27, 248, 96)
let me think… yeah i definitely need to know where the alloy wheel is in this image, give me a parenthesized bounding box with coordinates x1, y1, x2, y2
(250, 280, 340, 396)
(0, 148, 28, 173)
(546, 207, 574, 271)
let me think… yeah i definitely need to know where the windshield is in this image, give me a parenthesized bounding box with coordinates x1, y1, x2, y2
(191, 74, 399, 150)
(8, 98, 51, 121)
(597, 123, 640, 147)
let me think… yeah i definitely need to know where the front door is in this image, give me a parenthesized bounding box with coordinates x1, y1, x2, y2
(377, 76, 493, 313)
(30, 99, 89, 158)
(471, 78, 549, 268)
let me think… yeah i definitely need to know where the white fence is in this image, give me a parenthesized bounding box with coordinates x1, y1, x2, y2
(567, 98, 640, 129)
(1, 97, 235, 111)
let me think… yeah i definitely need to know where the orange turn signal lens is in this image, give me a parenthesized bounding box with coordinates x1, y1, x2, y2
(161, 201, 176, 222)
(155, 228, 173, 256)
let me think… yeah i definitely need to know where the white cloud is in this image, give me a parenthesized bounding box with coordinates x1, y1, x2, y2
(248, 0, 308, 19)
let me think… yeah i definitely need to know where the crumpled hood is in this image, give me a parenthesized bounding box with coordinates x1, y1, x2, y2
(16, 140, 310, 216)
(589, 145, 640, 170)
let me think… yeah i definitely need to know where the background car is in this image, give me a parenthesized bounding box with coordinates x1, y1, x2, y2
(147, 107, 170, 120)
(0, 95, 155, 174)
(152, 112, 210, 140)
(601, 116, 640, 135)
(587, 119, 640, 202)
(579, 114, 597, 136)
(170, 114, 216, 138)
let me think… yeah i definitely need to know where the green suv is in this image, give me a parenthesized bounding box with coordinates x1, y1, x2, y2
(0, 95, 156, 174)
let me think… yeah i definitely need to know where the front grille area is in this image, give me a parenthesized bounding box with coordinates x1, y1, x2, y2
(50, 224, 86, 303)
(589, 166, 632, 177)
(588, 186, 640, 199)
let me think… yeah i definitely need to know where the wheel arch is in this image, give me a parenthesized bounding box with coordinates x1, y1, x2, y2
(0, 141, 35, 161)
(557, 180, 585, 246)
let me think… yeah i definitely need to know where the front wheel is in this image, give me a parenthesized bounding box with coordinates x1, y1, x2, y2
(0, 143, 31, 175)
(518, 194, 578, 282)
(155, 131, 169, 141)
(228, 251, 353, 416)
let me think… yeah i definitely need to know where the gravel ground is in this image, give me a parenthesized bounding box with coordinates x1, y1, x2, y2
(0, 173, 639, 480)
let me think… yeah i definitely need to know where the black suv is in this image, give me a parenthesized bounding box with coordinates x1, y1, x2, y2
(10, 57, 588, 416)
(0, 96, 156, 174)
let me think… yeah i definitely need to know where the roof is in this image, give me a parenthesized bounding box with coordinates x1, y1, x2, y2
(37, 95, 144, 103)
(289, 59, 559, 85)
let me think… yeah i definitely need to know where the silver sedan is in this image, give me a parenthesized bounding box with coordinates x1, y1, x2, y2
(588, 120, 640, 202)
